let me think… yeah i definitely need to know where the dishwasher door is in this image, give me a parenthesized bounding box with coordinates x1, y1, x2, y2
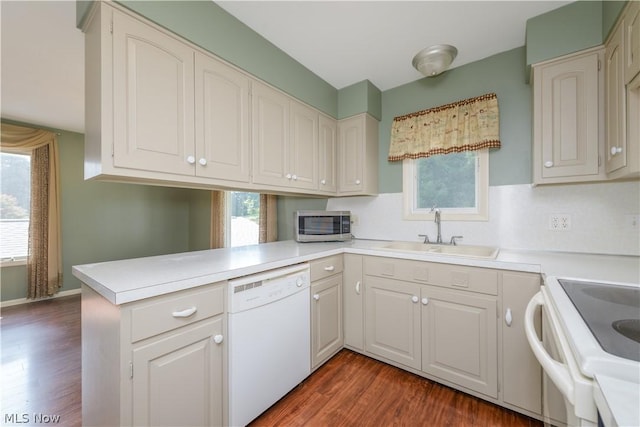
(228, 265, 311, 427)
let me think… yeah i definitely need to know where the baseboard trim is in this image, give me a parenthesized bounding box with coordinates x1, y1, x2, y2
(1, 288, 81, 308)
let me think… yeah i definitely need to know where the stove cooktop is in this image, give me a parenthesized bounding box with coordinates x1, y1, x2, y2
(559, 279, 640, 362)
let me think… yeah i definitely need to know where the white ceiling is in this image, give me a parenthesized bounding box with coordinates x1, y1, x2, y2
(0, 0, 571, 134)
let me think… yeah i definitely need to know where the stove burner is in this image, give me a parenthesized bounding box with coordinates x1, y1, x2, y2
(612, 319, 640, 344)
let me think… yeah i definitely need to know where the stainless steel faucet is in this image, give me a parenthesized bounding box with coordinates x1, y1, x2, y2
(431, 206, 442, 244)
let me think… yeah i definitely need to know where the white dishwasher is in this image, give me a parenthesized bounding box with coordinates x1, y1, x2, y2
(228, 263, 311, 427)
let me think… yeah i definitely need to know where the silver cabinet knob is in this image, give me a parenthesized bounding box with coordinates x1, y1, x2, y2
(199, 158, 207, 166)
(421, 297, 429, 305)
(544, 161, 553, 168)
(411, 295, 419, 303)
(355, 179, 361, 185)
(286, 173, 292, 180)
(313, 294, 320, 301)
(611, 146, 622, 155)
(321, 179, 326, 185)
(292, 174, 297, 181)
(213, 334, 224, 344)
(505, 308, 513, 327)
(186, 156, 196, 164)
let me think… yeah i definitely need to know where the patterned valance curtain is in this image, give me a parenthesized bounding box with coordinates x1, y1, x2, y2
(1, 123, 62, 298)
(388, 93, 500, 161)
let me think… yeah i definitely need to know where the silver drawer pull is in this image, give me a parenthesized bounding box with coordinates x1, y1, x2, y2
(172, 307, 197, 318)
(323, 265, 335, 272)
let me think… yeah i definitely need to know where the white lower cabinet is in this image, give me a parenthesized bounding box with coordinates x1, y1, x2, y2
(501, 272, 542, 416)
(310, 256, 344, 369)
(359, 255, 542, 419)
(421, 286, 498, 398)
(132, 317, 224, 427)
(81, 282, 226, 427)
(364, 276, 422, 370)
(343, 253, 364, 351)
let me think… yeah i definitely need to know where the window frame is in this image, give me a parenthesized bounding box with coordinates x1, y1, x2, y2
(0, 150, 31, 267)
(402, 149, 489, 221)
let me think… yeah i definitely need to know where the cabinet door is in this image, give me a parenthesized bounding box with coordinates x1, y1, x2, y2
(112, 10, 195, 176)
(421, 286, 497, 398)
(343, 254, 364, 351)
(501, 272, 542, 415)
(311, 275, 343, 369)
(365, 276, 421, 370)
(533, 50, 602, 183)
(195, 53, 250, 182)
(338, 115, 365, 194)
(318, 115, 337, 193)
(290, 101, 319, 190)
(624, 0, 640, 83)
(251, 81, 290, 187)
(132, 317, 224, 427)
(606, 23, 627, 174)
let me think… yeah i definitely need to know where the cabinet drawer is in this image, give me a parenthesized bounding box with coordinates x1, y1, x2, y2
(130, 284, 224, 342)
(310, 255, 343, 281)
(363, 256, 497, 295)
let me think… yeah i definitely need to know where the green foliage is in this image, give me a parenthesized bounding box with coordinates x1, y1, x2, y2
(416, 152, 476, 209)
(230, 192, 259, 222)
(1, 153, 30, 219)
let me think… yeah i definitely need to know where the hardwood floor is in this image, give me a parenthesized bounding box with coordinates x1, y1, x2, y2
(251, 350, 541, 427)
(1, 294, 81, 427)
(1, 295, 541, 427)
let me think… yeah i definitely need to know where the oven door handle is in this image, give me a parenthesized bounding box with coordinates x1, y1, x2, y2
(525, 292, 575, 403)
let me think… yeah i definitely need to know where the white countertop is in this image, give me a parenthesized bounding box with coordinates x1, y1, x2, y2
(72, 239, 640, 305)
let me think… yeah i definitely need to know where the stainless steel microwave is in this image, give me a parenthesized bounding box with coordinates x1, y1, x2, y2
(294, 210, 351, 242)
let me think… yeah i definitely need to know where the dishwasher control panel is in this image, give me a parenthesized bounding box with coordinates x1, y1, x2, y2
(228, 263, 310, 313)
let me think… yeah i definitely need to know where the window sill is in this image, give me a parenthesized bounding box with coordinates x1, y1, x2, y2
(1, 258, 27, 267)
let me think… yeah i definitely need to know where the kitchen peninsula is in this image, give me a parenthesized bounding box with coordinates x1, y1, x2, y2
(73, 239, 640, 426)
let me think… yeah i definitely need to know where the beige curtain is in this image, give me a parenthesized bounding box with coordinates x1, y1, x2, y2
(210, 190, 226, 249)
(1, 123, 62, 298)
(388, 93, 500, 161)
(259, 194, 277, 243)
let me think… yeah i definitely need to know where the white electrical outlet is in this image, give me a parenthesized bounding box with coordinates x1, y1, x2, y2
(549, 214, 571, 231)
(625, 214, 640, 229)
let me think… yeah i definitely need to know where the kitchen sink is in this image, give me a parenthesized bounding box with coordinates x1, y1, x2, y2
(378, 241, 500, 259)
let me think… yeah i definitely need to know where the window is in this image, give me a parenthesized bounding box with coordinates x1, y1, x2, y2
(1, 152, 31, 263)
(227, 192, 259, 247)
(403, 149, 489, 221)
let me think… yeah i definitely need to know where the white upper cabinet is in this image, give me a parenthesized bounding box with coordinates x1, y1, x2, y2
(112, 9, 195, 176)
(251, 81, 320, 191)
(251, 81, 291, 187)
(605, 22, 627, 174)
(318, 115, 338, 194)
(337, 113, 379, 195)
(289, 100, 319, 190)
(84, 2, 379, 197)
(624, 0, 640, 84)
(195, 52, 251, 183)
(532, 47, 605, 184)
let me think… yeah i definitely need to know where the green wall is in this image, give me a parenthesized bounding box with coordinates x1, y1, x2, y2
(526, 1, 603, 67)
(379, 47, 532, 193)
(602, 1, 627, 40)
(338, 80, 382, 120)
(114, 0, 338, 118)
(1, 123, 211, 302)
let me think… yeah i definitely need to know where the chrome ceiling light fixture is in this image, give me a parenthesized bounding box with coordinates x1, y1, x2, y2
(412, 44, 458, 77)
